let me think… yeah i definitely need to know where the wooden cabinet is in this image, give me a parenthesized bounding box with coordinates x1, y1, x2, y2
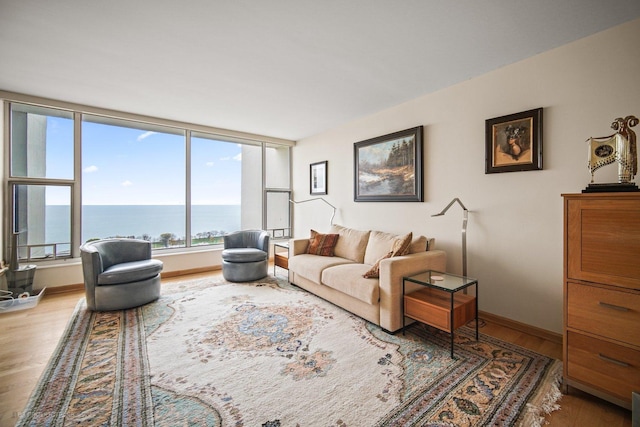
(563, 193, 640, 410)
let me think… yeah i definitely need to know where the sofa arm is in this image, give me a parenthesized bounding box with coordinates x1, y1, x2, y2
(289, 238, 310, 256)
(377, 249, 447, 333)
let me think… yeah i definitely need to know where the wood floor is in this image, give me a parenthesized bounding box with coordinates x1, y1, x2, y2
(0, 271, 633, 427)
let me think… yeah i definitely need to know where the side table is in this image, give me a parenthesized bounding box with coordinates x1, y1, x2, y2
(273, 242, 289, 277)
(403, 270, 478, 358)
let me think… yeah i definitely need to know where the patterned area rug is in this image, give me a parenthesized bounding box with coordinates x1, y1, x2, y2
(18, 275, 561, 426)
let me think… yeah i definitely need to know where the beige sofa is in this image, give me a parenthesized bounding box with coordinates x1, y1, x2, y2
(288, 224, 447, 333)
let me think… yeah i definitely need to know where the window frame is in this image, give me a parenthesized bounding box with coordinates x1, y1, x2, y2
(3, 93, 294, 264)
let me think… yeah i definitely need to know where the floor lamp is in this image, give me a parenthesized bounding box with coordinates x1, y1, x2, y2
(431, 198, 469, 278)
(289, 197, 337, 226)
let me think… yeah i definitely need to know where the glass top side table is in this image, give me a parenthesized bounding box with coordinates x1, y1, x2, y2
(402, 270, 478, 358)
(273, 242, 289, 277)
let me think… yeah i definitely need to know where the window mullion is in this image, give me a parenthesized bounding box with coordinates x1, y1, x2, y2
(72, 112, 82, 258)
(185, 130, 192, 248)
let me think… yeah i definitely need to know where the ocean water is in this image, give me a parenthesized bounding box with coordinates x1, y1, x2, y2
(46, 205, 241, 243)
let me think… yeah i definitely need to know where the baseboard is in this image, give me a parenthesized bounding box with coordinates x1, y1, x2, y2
(46, 266, 223, 295)
(45, 283, 84, 294)
(479, 310, 562, 345)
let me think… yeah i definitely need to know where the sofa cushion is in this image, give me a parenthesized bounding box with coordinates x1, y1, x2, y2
(221, 248, 267, 263)
(321, 264, 380, 305)
(409, 235, 429, 253)
(306, 229, 339, 256)
(330, 224, 370, 263)
(288, 254, 354, 284)
(98, 259, 163, 285)
(363, 232, 412, 278)
(364, 230, 398, 265)
(391, 232, 412, 256)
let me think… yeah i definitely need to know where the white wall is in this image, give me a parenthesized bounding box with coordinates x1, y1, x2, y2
(291, 18, 640, 334)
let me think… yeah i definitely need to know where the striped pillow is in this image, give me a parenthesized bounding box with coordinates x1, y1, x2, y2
(306, 230, 339, 256)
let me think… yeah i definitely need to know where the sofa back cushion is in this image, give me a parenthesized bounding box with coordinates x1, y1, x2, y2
(364, 231, 432, 264)
(364, 230, 399, 265)
(409, 236, 435, 253)
(329, 224, 370, 263)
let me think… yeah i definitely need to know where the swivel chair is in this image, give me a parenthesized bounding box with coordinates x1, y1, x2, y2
(221, 230, 269, 282)
(80, 238, 163, 311)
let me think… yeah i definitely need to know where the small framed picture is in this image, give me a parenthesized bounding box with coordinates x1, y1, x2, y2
(310, 161, 328, 195)
(485, 108, 543, 174)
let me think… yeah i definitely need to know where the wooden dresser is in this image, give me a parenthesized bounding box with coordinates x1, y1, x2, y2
(563, 193, 640, 410)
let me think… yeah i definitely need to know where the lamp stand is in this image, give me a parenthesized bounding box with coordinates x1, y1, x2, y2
(432, 198, 469, 278)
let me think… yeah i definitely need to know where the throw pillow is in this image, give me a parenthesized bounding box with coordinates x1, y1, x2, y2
(306, 229, 339, 256)
(390, 232, 412, 256)
(363, 232, 413, 278)
(363, 252, 390, 278)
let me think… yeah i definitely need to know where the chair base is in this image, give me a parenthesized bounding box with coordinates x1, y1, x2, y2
(222, 260, 268, 282)
(88, 274, 161, 311)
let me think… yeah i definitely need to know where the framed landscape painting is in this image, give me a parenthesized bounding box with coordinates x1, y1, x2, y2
(354, 126, 423, 202)
(485, 108, 543, 174)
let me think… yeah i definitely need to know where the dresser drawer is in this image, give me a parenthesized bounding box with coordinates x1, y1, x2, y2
(566, 331, 640, 403)
(567, 282, 640, 346)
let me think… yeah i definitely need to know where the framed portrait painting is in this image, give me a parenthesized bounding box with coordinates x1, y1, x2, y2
(310, 161, 327, 195)
(485, 108, 543, 174)
(354, 126, 423, 202)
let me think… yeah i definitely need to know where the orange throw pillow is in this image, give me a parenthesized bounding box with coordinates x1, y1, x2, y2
(306, 230, 339, 256)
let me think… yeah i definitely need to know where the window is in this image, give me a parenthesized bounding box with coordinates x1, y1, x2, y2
(5, 99, 292, 262)
(9, 104, 75, 260)
(82, 115, 186, 247)
(190, 133, 263, 246)
(265, 143, 292, 238)
(11, 184, 71, 259)
(10, 104, 74, 179)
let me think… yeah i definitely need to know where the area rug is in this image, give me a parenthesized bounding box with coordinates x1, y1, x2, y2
(18, 275, 561, 426)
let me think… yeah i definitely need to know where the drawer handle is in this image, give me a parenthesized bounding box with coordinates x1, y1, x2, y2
(598, 301, 630, 312)
(598, 353, 630, 368)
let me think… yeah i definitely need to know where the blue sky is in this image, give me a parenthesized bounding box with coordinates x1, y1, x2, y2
(46, 117, 243, 205)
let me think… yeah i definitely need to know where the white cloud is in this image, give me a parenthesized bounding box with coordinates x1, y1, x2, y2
(206, 161, 214, 167)
(121, 180, 133, 187)
(137, 131, 156, 141)
(233, 153, 242, 161)
(83, 165, 98, 173)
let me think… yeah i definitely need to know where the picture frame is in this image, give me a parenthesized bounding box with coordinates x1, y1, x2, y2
(485, 108, 543, 174)
(354, 126, 423, 202)
(310, 161, 328, 195)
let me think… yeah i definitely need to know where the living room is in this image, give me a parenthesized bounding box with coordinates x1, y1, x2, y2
(1, 2, 639, 425)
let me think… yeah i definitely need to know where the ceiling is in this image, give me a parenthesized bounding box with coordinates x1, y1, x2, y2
(1, 1, 639, 141)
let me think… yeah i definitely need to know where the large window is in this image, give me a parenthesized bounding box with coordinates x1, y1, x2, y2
(190, 133, 263, 246)
(5, 99, 292, 262)
(82, 116, 187, 247)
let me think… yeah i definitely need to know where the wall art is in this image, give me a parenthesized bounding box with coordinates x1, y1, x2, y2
(485, 108, 543, 174)
(310, 160, 328, 195)
(354, 126, 423, 202)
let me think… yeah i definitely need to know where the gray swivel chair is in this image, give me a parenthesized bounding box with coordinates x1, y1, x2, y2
(80, 238, 163, 311)
(221, 230, 269, 282)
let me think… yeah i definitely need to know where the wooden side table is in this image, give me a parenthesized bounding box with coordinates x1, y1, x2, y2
(403, 270, 478, 358)
(273, 242, 289, 277)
